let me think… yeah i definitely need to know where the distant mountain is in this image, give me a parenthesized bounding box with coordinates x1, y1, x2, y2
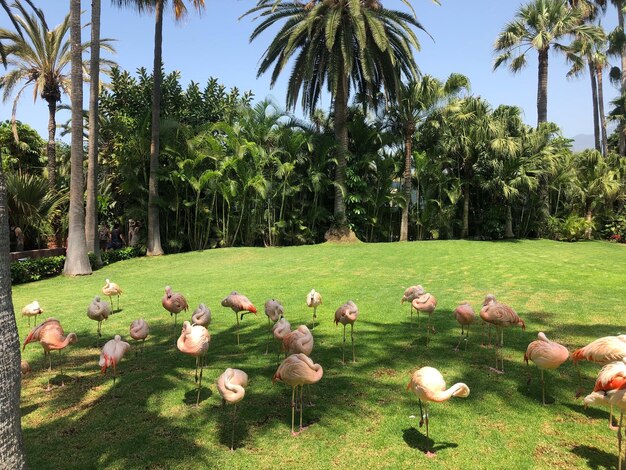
(570, 134, 596, 152)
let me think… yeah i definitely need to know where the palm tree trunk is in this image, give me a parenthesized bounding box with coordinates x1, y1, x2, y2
(585, 206, 593, 240)
(461, 183, 469, 239)
(147, 0, 165, 256)
(537, 48, 549, 125)
(597, 65, 609, 157)
(588, 60, 601, 152)
(333, 72, 349, 229)
(618, 0, 626, 156)
(504, 204, 514, 238)
(46, 99, 57, 190)
(64, 0, 92, 276)
(0, 154, 26, 468)
(399, 126, 414, 242)
(85, 0, 101, 264)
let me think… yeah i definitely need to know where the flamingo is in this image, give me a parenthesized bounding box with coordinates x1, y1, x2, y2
(412, 293, 437, 344)
(335, 301, 358, 364)
(264, 299, 284, 354)
(216, 368, 248, 451)
(406, 366, 470, 457)
(99, 335, 131, 396)
(162, 285, 189, 327)
(177, 320, 210, 406)
(306, 289, 322, 329)
(273, 318, 291, 364)
(453, 302, 475, 351)
(129, 319, 150, 356)
(283, 325, 314, 357)
(479, 294, 497, 347)
(273, 353, 323, 436)
(588, 356, 626, 430)
(21, 359, 31, 377)
(221, 291, 257, 346)
(102, 279, 123, 310)
(524, 332, 569, 405)
(191, 303, 211, 328)
(480, 299, 525, 373)
(23, 318, 77, 389)
(401, 285, 425, 328)
(21, 300, 43, 327)
(87, 296, 112, 339)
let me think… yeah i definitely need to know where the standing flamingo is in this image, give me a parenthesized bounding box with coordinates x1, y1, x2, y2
(406, 366, 470, 457)
(99, 335, 131, 396)
(102, 279, 123, 310)
(412, 293, 437, 344)
(264, 299, 284, 354)
(453, 302, 475, 351)
(479, 294, 497, 347)
(21, 300, 43, 327)
(273, 318, 291, 364)
(334, 301, 358, 364)
(23, 318, 77, 389)
(585, 355, 626, 430)
(306, 289, 322, 329)
(216, 368, 248, 451)
(221, 291, 257, 346)
(87, 296, 112, 339)
(524, 332, 569, 405)
(191, 303, 211, 328)
(283, 325, 314, 357)
(480, 299, 525, 373)
(129, 319, 150, 356)
(162, 285, 189, 327)
(273, 353, 323, 436)
(401, 285, 425, 328)
(177, 320, 210, 406)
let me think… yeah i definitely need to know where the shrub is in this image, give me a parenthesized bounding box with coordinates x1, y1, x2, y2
(545, 215, 592, 242)
(602, 215, 626, 242)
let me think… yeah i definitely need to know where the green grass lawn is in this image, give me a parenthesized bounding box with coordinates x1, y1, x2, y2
(14, 240, 626, 469)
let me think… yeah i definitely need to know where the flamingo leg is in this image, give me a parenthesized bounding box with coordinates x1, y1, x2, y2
(59, 349, 64, 387)
(231, 403, 237, 451)
(196, 356, 204, 407)
(342, 324, 346, 364)
(117, 294, 120, 311)
(426, 312, 431, 347)
(48, 351, 52, 372)
(108, 296, 113, 309)
(195, 356, 199, 383)
(541, 369, 546, 406)
(112, 362, 118, 397)
(619, 412, 624, 470)
(236, 313, 240, 346)
(265, 317, 270, 355)
(417, 309, 420, 329)
(465, 324, 470, 350)
(501, 329, 505, 373)
(455, 326, 463, 351)
(291, 386, 296, 435)
(351, 323, 356, 363)
(410, 306, 413, 329)
(299, 384, 304, 432)
(312, 306, 316, 330)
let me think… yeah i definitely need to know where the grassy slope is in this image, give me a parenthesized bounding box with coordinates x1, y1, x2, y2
(14, 240, 626, 469)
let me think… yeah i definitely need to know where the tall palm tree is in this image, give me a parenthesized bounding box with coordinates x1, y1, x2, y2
(63, 0, 92, 276)
(388, 73, 470, 241)
(245, 0, 426, 235)
(112, 0, 206, 256)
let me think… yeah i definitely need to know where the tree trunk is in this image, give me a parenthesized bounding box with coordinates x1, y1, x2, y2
(0, 159, 26, 468)
(461, 183, 469, 239)
(46, 99, 57, 190)
(504, 204, 514, 238)
(332, 71, 348, 229)
(588, 60, 601, 152)
(619, 0, 626, 156)
(585, 207, 593, 240)
(85, 0, 101, 265)
(399, 125, 414, 242)
(597, 64, 609, 157)
(63, 0, 92, 276)
(147, 0, 165, 256)
(536, 48, 549, 125)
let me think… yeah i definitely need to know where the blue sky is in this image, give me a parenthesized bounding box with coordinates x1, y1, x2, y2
(0, 1, 620, 141)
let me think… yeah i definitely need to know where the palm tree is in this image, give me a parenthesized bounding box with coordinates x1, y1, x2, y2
(112, 0, 206, 256)
(388, 73, 470, 241)
(245, 0, 426, 236)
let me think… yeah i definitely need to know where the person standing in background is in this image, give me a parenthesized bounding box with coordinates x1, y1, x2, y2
(14, 226, 24, 251)
(110, 222, 125, 249)
(99, 223, 110, 252)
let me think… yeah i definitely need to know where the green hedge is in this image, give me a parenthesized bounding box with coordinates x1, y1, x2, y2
(11, 246, 144, 285)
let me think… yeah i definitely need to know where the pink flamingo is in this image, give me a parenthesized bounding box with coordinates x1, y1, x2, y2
(453, 302, 475, 351)
(129, 319, 150, 356)
(401, 285, 425, 328)
(589, 357, 626, 430)
(479, 294, 497, 347)
(334, 301, 358, 364)
(306, 289, 322, 329)
(102, 279, 123, 310)
(21, 300, 43, 327)
(216, 368, 248, 451)
(480, 298, 525, 373)
(524, 332, 569, 405)
(191, 303, 211, 328)
(177, 320, 210, 406)
(221, 291, 257, 346)
(406, 366, 470, 457)
(162, 285, 189, 327)
(87, 296, 111, 339)
(273, 318, 291, 363)
(99, 335, 131, 395)
(265, 299, 284, 354)
(273, 353, 323, 435)
(283, 325, 314, 357)
(23, 318, 77, 389)
(412, 293, 437, 344)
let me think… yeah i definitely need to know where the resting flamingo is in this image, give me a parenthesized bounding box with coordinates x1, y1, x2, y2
(21, 300, 43, 327)
(221, 291, 257, 346)
(129, 319, 149, 356)
(216, 368, 248, 451)
(306, 289, 322, 329)
(162, 285, 189, 327)
(406, 366, 470, 457)
(524, 332, 569, 405)
(273, 354, 323, 436)
(412, 293, 437, 344)
(401, 285, 424, 328)
(87, 296, 111, 340)
(191, 303, 211, 328)
(273, 318, 291, 364)
(102, 279, 122, 310)
(177, 320, 210, 406)
(587, 356, 626, 430)
(335, 301, 358, 364)
(453, 302, 475, 351)
(480, 299, 525, 373)
(283, 325, 314, 357)
(99, 335, 131, 396)
(265, 299, 284, 354)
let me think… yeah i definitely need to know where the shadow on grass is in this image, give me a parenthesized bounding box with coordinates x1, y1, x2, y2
(402, 427, 458, 454)
(571, 444, 617, 469)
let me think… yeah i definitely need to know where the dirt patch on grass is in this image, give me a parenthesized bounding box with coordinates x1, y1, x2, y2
(324, 226, 361, 243)
(372, 368, 397, 378)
